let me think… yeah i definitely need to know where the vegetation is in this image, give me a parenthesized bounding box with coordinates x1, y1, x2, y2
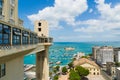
(88, 53, 92, 56)
(69, 69, 81, 80)
(53, 74, 59, 80)
(115, 62, 120, 67)
(72, 58, 76, 61)
(81, 56, 88, 58)
(68, 62, 74, 69)
(62, 66, 67, 74)
(53, 65, 60, 74)
(69, 66, 89, 80)
(49, 71, 52, 77)
(75, 66, 89, 78)
(56, 65, 60, 71)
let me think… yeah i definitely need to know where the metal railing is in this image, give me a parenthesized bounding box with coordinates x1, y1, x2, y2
(0, 37, 53, 50)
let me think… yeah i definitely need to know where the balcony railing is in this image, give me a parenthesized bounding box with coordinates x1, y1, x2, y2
(0, 19, 53, 51)
(40, 37, 53, 43)
(0, 37, 53, 50)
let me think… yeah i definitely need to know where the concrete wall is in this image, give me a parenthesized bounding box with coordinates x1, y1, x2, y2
(81, 63, 100, 75)
(34, 20, 49, 37)
(2, 0, 18, 25)
(0, 56, 24, 80)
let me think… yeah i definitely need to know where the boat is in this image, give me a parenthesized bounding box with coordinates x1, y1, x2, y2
(64, 47, 75, 51)
(56, 61, 61, 65)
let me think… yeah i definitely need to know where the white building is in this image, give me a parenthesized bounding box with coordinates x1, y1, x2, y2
(114, 48, 120, 62)
(73, 52, 85, 60)
(116, 67, 120, 80)
(96, 46, 114, 66)
(92, 46, 100, 61)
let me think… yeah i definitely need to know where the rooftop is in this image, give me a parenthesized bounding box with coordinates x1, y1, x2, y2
(73, 58, 99, 68)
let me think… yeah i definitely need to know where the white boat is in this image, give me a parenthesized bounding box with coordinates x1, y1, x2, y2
(64, 47, 75, 51)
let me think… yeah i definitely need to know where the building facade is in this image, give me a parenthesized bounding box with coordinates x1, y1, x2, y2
(0, 0, 52, 80)
(96, 46, 114, 66)
(0, 0, 19, 25)
(73, 58, 101, 75)
(116, 67, 120, 80)
(34, 20, 49, 37)
(106, 62, 116, 78)
(114, 48, 120, 62)
(92, 46, 100, 61)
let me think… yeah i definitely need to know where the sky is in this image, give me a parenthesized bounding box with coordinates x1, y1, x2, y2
(18, 0, 120, 42)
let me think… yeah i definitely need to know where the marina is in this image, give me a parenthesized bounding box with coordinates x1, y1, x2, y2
(24, 42, 120, 66)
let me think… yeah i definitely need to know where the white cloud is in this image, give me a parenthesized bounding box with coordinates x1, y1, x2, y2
(74, 0, 120, 40)
(58, 35, 93, 42)
(28, 0, 120, 41)
(28, 0, 88, 30)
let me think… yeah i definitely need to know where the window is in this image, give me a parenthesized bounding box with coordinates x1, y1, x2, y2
(33, 34, 38, 44)
(0, 64, 6, 78)
(38, 28, 41, 31)
(22, 31, 29, 45)
(0, 24, 11, 45)
(10, 0, 15, 6)
(30, 33, 33, 44)
(0, 0, 3, 15)
(12, 28, 21, 45)
(38, 23, 41, 26)
(10, 8, 14, 18)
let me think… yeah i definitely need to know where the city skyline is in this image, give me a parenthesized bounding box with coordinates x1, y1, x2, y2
(19, 0, 120, 42)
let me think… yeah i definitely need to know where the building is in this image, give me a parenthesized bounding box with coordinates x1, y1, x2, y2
(0, 0, 19, 25)
(96, 46, 114, 66)
(92, 46, 100, 61)
(106, 62, 116, 78)
(34, 20, 49, 37)
(0, 0, 52, 80)
(114, 47, 120, 62)
(73, 52, 85, 60)
(73, 58, 101, 75)
(116, 67, 120, 80)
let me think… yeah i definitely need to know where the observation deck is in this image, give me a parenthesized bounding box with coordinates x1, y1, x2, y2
(0, 19, 53, 64)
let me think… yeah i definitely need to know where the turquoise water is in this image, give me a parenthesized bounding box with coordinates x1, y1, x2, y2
(24, 42, 120, 66)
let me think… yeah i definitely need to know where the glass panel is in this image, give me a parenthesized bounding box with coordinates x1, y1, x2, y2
(0, 0, 3, 15)
(3, 39, 8, 44)
(1, 64, 5, 77)
(12, 28, 21, 45)
(0, 0, 3, 8)
(0, 24, 2, 33)
(3, 34, 8, 39)
(0, 40, 2, 44)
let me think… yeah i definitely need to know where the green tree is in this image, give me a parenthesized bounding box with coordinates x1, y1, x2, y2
(115, 62, 120, 67)
(56, 65, 60, 71)
(62, 66, 67, 75)
(69, 70, 81, 80)
(53, 67, 57, 74)
(49, 71, 52, 77)
(53, 75, 58, 80)
(88, 53, 92, 56)
(68, 62, 73, 69)
(75, 66, 89, 78)
(81, 56, 88, 58)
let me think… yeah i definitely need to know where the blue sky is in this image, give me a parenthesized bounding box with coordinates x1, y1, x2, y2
(18, 0, 120, 42)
